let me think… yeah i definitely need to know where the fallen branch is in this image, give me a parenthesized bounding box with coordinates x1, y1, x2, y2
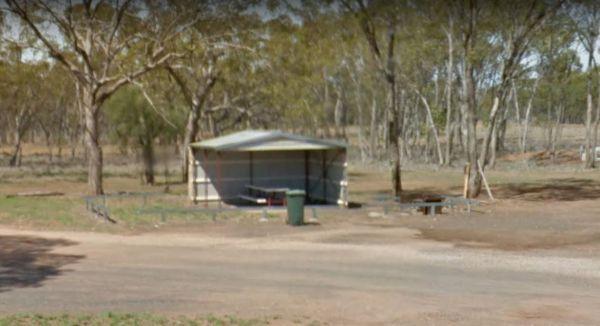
(6, 191, 65, 198)
(90, 205, 117, 224)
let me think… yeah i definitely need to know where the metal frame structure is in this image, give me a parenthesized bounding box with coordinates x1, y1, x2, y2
(188, 130, 348, 207)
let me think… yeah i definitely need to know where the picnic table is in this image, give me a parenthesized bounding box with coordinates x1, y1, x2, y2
(374, 194, 479, 216)
(240, 185, 290, 206)
(399, 195, 479, 216)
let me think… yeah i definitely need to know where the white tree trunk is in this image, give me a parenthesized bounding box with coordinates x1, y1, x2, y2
(418, 93, 444, 166)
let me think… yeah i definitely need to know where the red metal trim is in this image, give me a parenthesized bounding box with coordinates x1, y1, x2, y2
(217, 151, 222, 206)
(203, 150, 208, 208)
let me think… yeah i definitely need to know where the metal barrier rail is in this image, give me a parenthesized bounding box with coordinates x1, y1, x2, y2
(83, 192, 341, 223)
(372, 194, 479, 216)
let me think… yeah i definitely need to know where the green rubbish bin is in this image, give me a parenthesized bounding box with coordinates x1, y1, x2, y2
(286, 190, 306, 226)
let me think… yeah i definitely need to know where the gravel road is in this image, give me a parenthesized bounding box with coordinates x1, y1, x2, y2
(1, 224, 599, 325)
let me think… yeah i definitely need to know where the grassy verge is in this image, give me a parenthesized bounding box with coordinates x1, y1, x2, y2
(0, 313, 271, 326)
(0, 193, 273, 233)
(0, 196, 89, 229)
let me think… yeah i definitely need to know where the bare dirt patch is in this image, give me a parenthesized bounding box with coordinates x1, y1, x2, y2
(494, 178, 600, 201)
(419, 228, 600, 251)
(501, 150, 581, 166)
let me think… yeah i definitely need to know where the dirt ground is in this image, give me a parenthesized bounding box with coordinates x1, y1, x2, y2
(2, 202, 600, 325)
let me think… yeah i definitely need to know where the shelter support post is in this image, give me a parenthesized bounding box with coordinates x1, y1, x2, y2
(217, 151, 222, 208)
(322, 150, 327, 204)
(304, 150, 310, 203)
(249, 152, 254, 186)
(189, 147, 196, 204)
(341, 150, 348, 207)
(203, 150, 209, 208)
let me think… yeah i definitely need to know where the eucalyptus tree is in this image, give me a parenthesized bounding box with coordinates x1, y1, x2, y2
(568, 0, 600, 168)
(450, 0, 562, 197)
(398, 2, 449, 166)
(533, 15, 579, 159)
(341, 0, 406, 196)
(4, 0, 204, 194)
(162, 1, 259, 181)
(105, 85, 177, 185)
(257, 13, 349, 136)
(34, 64, 77, 162)
(0, 60, 49, 167)
(437, 4, 459, 166)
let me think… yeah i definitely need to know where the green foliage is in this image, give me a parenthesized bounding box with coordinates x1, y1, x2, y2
(104, 86, 178, 150)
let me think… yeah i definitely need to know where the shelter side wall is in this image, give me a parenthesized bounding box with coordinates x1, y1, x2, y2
(192, 150, 250, 201)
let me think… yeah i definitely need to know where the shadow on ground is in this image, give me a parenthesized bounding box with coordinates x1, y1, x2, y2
(0, 235, 84, 293)
(494, 178, 600, 201)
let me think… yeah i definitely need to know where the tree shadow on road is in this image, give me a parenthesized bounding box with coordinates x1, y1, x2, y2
(0, 235, 84, 293)
(493, 178, 600, 201)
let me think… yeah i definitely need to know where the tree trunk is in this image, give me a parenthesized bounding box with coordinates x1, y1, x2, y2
(592, 75, 600, 164)
(355, 87, 366, 162)
(322, 78, 332, 138)
(489, 123, 497, 168)
(584, 50, 595, 168)
(477, 95, 502, 172)
(9, 108, 31, 167)
(140, 138, 155, 185)
(9, 129, 22, 167)
(550, 103, 564, 163)
(512, 80, 522, 138)
(458, 71, 469, 154)
(521, 78, 539, 153)
(181, 107, 200, 182)
(496, 93, 511, 152)
(388, 80, 401, 196)
(369, 98, 378, 159)
(83, 89, 103, 195)
(333, 93, 344, 139)
(401, 93, 413, 161)
(464, 61, 480, 199)
(41, 126, 53, 163)
(418, 93, 444, 166)
(444, 23, 454, 166)
(179, 79, 217, 182)
(585, 92, 595, 168)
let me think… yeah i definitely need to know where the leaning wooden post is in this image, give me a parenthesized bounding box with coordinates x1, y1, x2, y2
(477, 159, 495, 201)
(463, 163, 471, 199)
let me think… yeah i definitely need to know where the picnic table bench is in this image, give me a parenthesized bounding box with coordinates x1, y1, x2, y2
(400, 196, 478, 216)
(375, 194, 479, 216)
(239, 185, 290, 206)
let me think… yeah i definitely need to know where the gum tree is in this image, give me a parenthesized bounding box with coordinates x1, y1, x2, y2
(4, 0, 202, 194)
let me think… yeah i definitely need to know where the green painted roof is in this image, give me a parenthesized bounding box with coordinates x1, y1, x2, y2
(189, 130, 346, 151)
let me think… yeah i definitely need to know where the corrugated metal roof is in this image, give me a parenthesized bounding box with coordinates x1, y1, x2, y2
(189, 130, 346, 151)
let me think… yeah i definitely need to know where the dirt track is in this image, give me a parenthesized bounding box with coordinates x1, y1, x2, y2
(1, 218, 600, 325)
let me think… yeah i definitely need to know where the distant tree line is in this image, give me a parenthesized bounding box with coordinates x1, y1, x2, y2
(0, 0, 598, 198)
